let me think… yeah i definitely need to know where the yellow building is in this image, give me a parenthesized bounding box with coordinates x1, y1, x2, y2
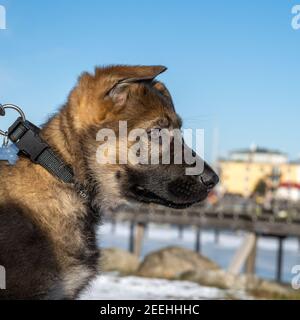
(219, 147, 300, 197)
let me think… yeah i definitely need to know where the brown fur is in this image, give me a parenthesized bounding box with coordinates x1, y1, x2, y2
(0, 65, 218, 299)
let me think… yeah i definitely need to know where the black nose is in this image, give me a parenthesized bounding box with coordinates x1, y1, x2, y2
(200, 163, 219, 189)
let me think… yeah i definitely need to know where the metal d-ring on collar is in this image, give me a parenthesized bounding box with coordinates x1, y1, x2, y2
(0, 103, 26, 137)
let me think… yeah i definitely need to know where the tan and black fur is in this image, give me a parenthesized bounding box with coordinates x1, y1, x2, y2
(0, 65, 218, 299)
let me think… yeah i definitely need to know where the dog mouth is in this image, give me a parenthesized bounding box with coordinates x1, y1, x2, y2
(129, 185, 205, 209)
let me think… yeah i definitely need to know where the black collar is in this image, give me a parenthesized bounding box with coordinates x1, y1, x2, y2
(7, 117, 89, 200)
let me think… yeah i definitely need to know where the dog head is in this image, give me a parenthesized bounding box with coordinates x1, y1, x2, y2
(66, 65, 219, 210)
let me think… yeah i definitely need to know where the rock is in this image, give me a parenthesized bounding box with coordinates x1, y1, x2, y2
(137, 246, 220, 279)
(100, 248, 140, 275)
(241, 275, 296, 299)
(256, 280, 289, 296)
(180, 270, 236, 290)
(180, 270, 294, 299)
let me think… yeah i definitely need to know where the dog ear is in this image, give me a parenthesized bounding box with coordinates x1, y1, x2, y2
(100, 65, 167, 106)
(115, 65, 167, 85)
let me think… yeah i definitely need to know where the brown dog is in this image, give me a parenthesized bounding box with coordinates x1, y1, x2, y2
(0, 65, 218, 299)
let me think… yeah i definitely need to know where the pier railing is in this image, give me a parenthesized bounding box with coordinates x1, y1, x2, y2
(104, 201, 300, 237)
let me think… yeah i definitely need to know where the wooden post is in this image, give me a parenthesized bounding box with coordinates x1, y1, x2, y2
(129, 221, 135, 253)
(178, 225, 184, 239)
(214, 229, 220, 244)
(134, 222, 145, 257)
(195, 227, 201, 253)
(228, 233, 257, 275)
(144, 223, 149, 238)
(245, 235, 257, 275)
(276, 237, 284, 283)
(111, 220, 116, 234)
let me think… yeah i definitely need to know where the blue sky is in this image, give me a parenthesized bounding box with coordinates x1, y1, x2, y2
(0, 0, 300, 162)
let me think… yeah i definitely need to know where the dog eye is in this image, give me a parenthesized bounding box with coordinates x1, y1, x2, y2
(147, 128, 162, 138)
(147, 128, 165, 146)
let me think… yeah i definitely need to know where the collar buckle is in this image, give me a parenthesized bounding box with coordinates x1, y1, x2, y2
(8, 118, 48, 163)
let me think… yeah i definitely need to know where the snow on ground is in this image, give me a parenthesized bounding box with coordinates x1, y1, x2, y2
(80, 222, 300, 300)
(80, 273, 247, 300)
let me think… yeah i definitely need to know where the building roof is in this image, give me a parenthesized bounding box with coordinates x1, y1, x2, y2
(230, 147, 285, 156)
(279, 182, 300, 189)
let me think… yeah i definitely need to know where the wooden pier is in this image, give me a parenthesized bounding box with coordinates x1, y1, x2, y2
(103, 202, 300, 283)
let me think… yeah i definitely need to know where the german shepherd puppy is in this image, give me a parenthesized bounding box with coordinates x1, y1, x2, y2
(0, 65, 218, 299)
